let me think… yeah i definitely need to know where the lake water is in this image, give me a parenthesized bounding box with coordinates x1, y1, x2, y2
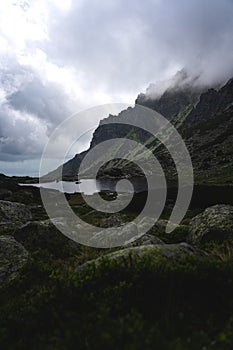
(19, 177, 149, 195)
(19, 180, 233, 208)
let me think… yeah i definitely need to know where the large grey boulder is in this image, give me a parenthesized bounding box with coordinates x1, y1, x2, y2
(0, 235, 29, 289)
(14, 220, 80, 257)
(0, 200, 32, 233)
(76, 242, 207, 273)
(187, 205, 233, 245)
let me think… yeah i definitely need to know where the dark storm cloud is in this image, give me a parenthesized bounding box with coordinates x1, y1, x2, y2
(0, 103, 48, 161)
(0, 57, 74, 161)
(45, 0, 233, 93)
(7, 77, 73, 127)
(1, 0, 233, 170)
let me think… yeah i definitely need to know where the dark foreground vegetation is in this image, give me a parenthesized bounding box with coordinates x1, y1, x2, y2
(0, 173, 233, 349)
(1, 245, 233, 350)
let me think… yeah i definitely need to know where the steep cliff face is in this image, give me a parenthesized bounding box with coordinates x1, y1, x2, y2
(44, 76, 233, 185)
(181, 101, 233, 184)
(90, 79, 203, 149)
(181, 78, 233, 130)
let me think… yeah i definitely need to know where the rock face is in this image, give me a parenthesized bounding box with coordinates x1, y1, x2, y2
(0, 200, 32, 233)
(182, 78, 233, 129)
(136, 69, 202, 121)
(0, 236, 29, 289)
(77, 242, 207, 273)
(187, 205, 233, 245)
(14, 220, 80, 257)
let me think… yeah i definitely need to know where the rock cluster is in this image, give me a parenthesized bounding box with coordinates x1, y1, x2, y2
(1, 201, 233, 288)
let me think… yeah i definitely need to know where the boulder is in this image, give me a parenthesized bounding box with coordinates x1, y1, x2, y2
(88, 222, 138, 247)
(187, 205, 233, 245)
(0, 236, 29, 289)
(87, 217, 166, 248)
(76, 242, 207, 273)
(0, 200, 32, 233)
(14, 220, 80, 257)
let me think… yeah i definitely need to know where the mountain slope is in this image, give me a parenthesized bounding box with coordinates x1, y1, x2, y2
(44, 76, 233, 185)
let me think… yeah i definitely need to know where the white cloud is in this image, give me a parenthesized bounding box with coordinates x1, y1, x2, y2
(1, 0, 233, 175)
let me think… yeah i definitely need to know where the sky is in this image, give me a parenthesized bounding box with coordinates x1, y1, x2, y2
(1, 0, 233, 176)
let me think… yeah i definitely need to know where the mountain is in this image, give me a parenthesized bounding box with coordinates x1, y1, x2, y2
(44, 75, 233, 185)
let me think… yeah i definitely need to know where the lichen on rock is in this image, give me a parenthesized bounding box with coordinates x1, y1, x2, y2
(0, 200, 32, 233)
(187, 204, 233, 245)
(0, 235, 29, 289)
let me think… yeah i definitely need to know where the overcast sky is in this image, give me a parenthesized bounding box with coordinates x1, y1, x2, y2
(1, 0, 233, 176)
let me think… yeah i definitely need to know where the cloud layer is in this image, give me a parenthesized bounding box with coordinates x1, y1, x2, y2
(1, 0, 233, 174)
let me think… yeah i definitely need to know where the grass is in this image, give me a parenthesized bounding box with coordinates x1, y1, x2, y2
(1, 248, 233, 349)
(202, 240, 233, 262)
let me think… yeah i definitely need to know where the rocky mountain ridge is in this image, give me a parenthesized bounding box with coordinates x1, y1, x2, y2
(44, 76, 233, 185)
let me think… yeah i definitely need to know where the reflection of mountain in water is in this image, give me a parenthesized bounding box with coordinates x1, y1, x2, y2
(21, 176, 149, 195)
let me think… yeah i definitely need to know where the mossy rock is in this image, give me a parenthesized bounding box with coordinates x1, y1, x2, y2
(0, 200, 32, 233)
(76, 243, 208, 273)
(0, 235, 29, 289)
(187, 204, 233, 245)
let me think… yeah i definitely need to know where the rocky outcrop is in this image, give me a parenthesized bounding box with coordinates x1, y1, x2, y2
(0, 200, 32, 233)
(187, 205, 233, 245)
(0, 236, 29, 289)
(14, 220, 80, 257)
(182, 78, 233, 129)
(136, 73, 202, 121)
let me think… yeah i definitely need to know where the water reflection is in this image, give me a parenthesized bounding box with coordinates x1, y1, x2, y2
(19, 177, 149, 195)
